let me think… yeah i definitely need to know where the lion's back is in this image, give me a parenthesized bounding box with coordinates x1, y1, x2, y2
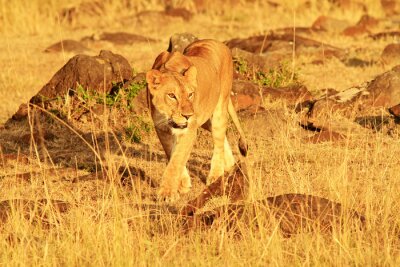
(183, 39, 232, 68)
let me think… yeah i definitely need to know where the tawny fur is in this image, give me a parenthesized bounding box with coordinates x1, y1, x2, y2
(146, 39, 247, 200)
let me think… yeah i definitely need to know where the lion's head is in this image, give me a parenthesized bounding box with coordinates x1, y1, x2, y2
(146, 65, 197, 129)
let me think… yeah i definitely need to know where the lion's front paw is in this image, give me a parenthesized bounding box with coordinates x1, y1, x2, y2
(158, 185, 180, 202)
(178, 169, 192, 194)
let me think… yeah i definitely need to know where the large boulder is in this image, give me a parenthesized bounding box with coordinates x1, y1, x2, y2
(11, 50, 132, 120)
(33, 50, 131, 102)
(366, 65, 400, 107)
(381, 44, 400, 65)
(301, 65, 400, 120)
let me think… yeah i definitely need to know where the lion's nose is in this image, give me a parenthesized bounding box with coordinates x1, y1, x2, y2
(181, 113, 193, 120)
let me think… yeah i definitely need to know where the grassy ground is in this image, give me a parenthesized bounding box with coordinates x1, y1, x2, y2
(0, 0, 399, 266)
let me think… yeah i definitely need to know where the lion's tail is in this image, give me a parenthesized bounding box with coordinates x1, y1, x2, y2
(228, 98, 248, 157)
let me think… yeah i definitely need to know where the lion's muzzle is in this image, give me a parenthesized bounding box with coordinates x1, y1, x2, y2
(169, 120, 188, 129)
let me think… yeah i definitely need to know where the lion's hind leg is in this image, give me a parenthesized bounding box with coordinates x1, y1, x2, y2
(208, 100, 230, 184)
(224, 137, 235, 171)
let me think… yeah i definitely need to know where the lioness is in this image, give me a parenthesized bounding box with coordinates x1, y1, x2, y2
(146, 39, 247, 200)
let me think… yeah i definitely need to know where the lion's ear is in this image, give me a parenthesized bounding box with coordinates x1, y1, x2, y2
(184, 65, 197, 87)
(152, 51, 170, 69)
(146, 69, 163, 94)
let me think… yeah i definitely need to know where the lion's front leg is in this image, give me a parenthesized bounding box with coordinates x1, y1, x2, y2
(178, 167, 192, 193)
(158, 129, 197, 200)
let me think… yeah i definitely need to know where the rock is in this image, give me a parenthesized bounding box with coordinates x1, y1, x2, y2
(308, 97, 357, 119)
(343, 57, 374, 68)
(231, 93, 261, 112)
(381, 43, 400, 65)
(34, 50, 131, 102)
(306, 129, 346, 143)
(98, 32, 157, 45)
(136, 9, 192, 27)
(263, 84, 313, 104)
(366, 65, 400, 107)
(354, 115, 393, 131)
(274, 27, 317, 35)
(165, 7, 193, 21)
(44, 40, 90, 53)
(389, 103, 400, 118)
(369, 31, 400, 40)
(232, 80, 312, 105)
(342, 25, 368, 36)
(357, 14, 380, 28)
(262, 194, 365, 236)
(231, 48, 286, 73)
(180, 162, 248, 218)
(232, 80, 259, 95)
(183, 193, 365, 236)
(230, 80, 312, 114)
(11, 50, 132, 121)
(60, 1, 105, 24)
(298, 65, 400, 120)
(167, 33, 199, 53)
(381, 0, 400, 16)
(11, 103, 28, 121)
(192, 0, 241, 13)
(226, 33, 344, 59)
(342, 15, 379, 37)
(311, 16, 350, 33)
(296, 85, 370, 121)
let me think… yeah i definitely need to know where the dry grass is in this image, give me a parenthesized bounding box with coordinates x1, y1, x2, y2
(0, 0, 399, 266)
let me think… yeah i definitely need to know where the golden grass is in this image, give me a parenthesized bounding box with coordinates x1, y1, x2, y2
(1, 105, 399, 265)
(0, 0, 399, 266)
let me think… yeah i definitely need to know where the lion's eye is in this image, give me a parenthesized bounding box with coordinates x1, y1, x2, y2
(188, 92, 194, 99)
(167, 93, 176, 100)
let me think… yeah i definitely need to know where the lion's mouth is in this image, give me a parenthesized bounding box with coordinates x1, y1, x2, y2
(169, 120, 188, 129)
